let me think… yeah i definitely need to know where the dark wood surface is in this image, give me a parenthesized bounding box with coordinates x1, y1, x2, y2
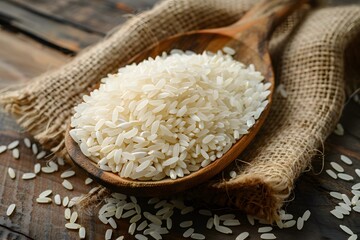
(0, 1, 360, 240)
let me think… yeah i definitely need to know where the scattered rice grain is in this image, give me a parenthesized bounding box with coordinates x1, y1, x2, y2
(61, 170, 76, 178)
(85, 177, 93, 185)
(330, 162, 344, 172)
(36, 197, 52, 203)
(105, 229, 113, 240)
(236, 232, 249, 240)
(183, 228, 194, 238)
(12, 148, 20, 159)
(8, 140, 19, 149)
(6, 203, 16, 216)
(22, 172, 36, 180)
(0, 145, 7, 154)
(340, 225, 354, 235)
(54, 194, 61, 205)
(8, 167, 16, 179)
(79, 227, 86, 239)
(39, 190, 52, 198)
(260, 233, 277, 239)
(62, 180, 74, 190)
(338, 173, 354, 181)
(36, 151, 47, 160)
(340, 155, 353, 165)
(191, 233, 205, 240)
(258, 226, 273, 233)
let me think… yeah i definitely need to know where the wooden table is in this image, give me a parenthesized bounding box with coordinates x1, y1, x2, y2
(0, 1, 359, 239)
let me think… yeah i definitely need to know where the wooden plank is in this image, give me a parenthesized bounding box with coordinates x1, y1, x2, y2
(7, 0, 159, 34)
(0, 29, 69, 87)
(0, 1, 103, 53)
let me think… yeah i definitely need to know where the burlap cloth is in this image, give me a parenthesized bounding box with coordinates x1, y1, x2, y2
(1, 0, 360, 222)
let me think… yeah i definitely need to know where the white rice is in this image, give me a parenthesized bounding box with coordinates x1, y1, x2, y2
(70, 49, 269, 180)
(105, 229, 113, 240)
(340, 155, 352, 165)
(24, 138, 31, 148)
(12, 148, 20, 159)
(34, 163, 41, 174)
(348, 235, 358, 240)
(6, 203, 16, 216)
(276, 83, 287, 98)
(258, 226, 273, 233)
(70, 212, 79, 223)
(296, 217, 304, 230)
(85, 177, 93, 185)
(223, 219, 241, 226)
(340, 225, 354, 235)
(22, 173, 36, 180)
(79, 227, 86, 239)
(65, 223, 81, 230)
(54, 194, 61, 205)
(61, 170, 76, 178)
(356, 169, 360, 178)
(283, 220, 296, 228)
(65, 208, 71, 220)
(180, 220, 193, 228)
(215, 225, 232, 234)
(330, 209, 344, 219)
(330, 162, 344, 172)
(334, 123, 344, 136)
(36, 151, 47, 160)
(330, 191, 342, 200)
(8, 167, 16, 179)
(191, 233, 206, 240)
(338, 173, 354, 181)
(302, 210, 311, 221)
(183, 228, 194, 238)
(260, 233, 277, 239)
(326, 169, 338, 179)
(39, 190, 52, 198)
(236, 232, 249, 240)
(8, 140, 19, 150)
(62, 180, 74, 190)
(0, 145, 6, 154)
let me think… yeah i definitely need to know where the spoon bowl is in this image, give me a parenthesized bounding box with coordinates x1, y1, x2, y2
(65, 0, 305, 197)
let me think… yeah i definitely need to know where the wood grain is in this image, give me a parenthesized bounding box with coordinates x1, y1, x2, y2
(0, 1, 102, 53)
(8, 0, 159, 34)
(0, 30, 69, 87)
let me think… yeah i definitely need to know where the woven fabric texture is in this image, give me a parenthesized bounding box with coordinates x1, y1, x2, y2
(1, 0, 360, 221)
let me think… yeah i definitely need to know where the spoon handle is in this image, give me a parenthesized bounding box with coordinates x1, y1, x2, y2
(215, 0, 307, 49)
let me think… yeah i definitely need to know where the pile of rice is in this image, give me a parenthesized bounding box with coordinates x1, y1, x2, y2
(70, 49, 270, 180)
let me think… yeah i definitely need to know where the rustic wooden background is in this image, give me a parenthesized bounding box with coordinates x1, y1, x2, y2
(0, 0, 360, 239)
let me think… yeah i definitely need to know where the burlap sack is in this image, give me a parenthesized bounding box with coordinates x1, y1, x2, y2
(1, 0, 360, 222)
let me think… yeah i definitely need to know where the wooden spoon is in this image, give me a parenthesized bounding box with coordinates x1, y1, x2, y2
(65, 0, 306, 197)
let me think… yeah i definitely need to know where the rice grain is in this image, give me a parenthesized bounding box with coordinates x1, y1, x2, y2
(340, 155, 352, 165)
(6, 203, 16, 216)
(62, 180, 74, 190)
(12, 148, 20, 159)
(340, 225, 354, 235)
(8, 167, 16, 179)
(236, 232, 250, 240)
(79, 227, 86, 239)
(8, 140, 19, 149)
(22, 173, 36, 180)
(0, 145, 7, 154)
(260, 233, 277, 239)
(191, 233, 205, 240)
